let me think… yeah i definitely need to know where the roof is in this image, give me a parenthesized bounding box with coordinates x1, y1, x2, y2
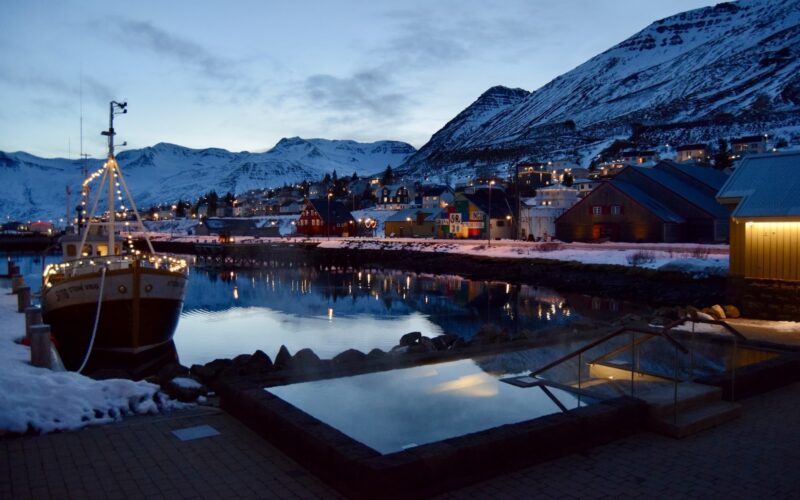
(676, 144, 708, 151)
(385, 208, 442, 222)
(307, 198, 355, 224)
(460, 188, 513, 218)
(631, 166, 729, 218)
(716, 151, 800, 217)
(418, 185, 451, 197)
(659, 162, 729, 192)
(621, 150, 657, 157)
(611, 181, 686, 223)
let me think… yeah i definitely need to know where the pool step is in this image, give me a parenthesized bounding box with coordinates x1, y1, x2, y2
(587, 362, 741, 438)
(647, 400, 742, 438)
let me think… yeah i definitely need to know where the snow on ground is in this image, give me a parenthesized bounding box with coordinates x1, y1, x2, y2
(0, 287, 185, 435)
(318, 239, 730, 277)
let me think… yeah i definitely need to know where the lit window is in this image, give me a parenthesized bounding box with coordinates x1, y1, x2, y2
(611, 205, 622, 215)
(592, 206, 602, 215)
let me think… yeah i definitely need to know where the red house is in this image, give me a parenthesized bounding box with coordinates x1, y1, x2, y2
(296, 198, 356, 237)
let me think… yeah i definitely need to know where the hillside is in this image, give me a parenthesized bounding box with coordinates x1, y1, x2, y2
(401, 0, 800, 180)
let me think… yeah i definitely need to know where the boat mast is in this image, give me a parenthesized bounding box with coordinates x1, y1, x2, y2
(101, 101, 126, 255)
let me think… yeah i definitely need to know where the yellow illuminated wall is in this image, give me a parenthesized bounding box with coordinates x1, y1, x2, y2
(739, 220, 800, 281)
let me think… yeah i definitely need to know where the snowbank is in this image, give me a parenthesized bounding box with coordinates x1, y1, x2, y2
(318, 239, 730, 277)
(0, 288, 184, 435)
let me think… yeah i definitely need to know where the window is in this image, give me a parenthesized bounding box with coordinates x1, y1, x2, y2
(611, 205, 622, 215)
(592, 206, 602, 215)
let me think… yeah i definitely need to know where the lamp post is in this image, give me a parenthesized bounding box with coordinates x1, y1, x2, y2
(327, 192, 332, 240)
(487, 180, 495, 247)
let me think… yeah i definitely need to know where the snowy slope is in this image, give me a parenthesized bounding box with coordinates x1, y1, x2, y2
(0, 138, 415, 221)
(402, 0, 800, 178)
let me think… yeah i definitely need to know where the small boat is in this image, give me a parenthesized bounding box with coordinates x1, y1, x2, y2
(41, 101, 189, 372)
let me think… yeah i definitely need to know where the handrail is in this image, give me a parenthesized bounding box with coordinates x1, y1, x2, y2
(529, 326, 688, 377)
(661, 316, 747, 341)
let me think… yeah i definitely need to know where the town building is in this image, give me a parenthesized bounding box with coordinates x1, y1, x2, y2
(676, 144, 709, 163)
(384, 208, 442, 238)
(620, 150, 660, 166)
(717, 150, 800, 281)
(194, 217, 280, 238)
(440, 187, 513, 240)
(520, 186, 579, 241)
(731, 135, 768, 156)
(296, 198, 356, 237)
(375, 184, 415, 210)
(416, 185, 455, 209)
(556, 161, 729, 243)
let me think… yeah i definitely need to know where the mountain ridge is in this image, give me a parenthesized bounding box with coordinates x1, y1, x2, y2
(400, 0, 800, 180)
(0, 138, 415, 221)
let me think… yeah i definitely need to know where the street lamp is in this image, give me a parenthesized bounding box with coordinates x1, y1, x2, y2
(487, 180, 495, 247)
(327, 192, 332, 239)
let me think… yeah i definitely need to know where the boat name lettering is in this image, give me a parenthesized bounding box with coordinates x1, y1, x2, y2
(56, 290, 69, 301)
(85, 284, 99, 290)
(68, 285, 84, 293)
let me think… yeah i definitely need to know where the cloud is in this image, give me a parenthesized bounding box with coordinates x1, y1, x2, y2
(108, 20, 235, 81)
(0, 68, 113, 104)
(303, 69, 411, 118)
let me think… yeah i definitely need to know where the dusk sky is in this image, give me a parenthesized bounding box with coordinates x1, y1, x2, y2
(1, 0, 715, 158)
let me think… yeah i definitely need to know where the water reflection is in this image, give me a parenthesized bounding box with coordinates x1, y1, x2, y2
(176, 266, 603, 366)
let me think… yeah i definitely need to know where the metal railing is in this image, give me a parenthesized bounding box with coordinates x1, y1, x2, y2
(529, 325, 690, 423)
(659, 317, 746, 402)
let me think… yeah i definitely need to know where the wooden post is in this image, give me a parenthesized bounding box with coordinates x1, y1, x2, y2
(30, 324, 52, 369)
(11, 274, 24, 293)
(25, 306, 43, 339)
(17, 286, 31, 312)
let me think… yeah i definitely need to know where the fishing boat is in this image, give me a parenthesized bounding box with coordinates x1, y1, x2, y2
(41, 101, 189, 372)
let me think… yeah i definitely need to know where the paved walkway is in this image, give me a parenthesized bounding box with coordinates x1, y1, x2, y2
(0, 407, 339, 499)
(440, 381, 800, 499)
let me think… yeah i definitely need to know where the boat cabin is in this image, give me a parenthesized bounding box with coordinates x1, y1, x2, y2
(60, 226, 124, 259)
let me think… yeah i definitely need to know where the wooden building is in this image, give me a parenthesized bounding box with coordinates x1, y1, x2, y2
(440, 188, 513, 239)
(384, 208, 442, 238)
(296, 198, 356, 237)
(676, 144, 709, 163)
(731, 135, 768, 156)
(556, 161, 729, 243)
(717, 151, 800, 281)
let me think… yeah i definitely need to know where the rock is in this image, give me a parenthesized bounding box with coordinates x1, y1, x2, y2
(408, 342, 434, 354)
(696, 311, 715, 321)
(390, 345, 410, 355)
(332, 348, 367, 365)
(231, 354, 251, 367)
(366, 348, 386, 359)
(724, 305, 741, 319)
(157, 362, 189, 385)
(419, 336, 435, 351)
(244, 350, 273, 374)
(702, 307, 721, 320)
(191, 358, 232, 383)
(163, 376, 208, 402)
(710, 304, 727, 320)
(291, 348, 322, 370)
(472, 324, 503, 344)
(274, 345, 292, 370)
(399, 331, 422, 346)
(431, 334, 458, 351)
(450, 338, 467, 350)
(686, 306, 700, 319)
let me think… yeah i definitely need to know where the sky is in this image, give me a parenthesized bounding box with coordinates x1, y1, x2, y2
(1, 0, 716, 158)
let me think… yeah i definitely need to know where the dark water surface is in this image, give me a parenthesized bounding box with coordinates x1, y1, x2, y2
(174, 264, 644, 366)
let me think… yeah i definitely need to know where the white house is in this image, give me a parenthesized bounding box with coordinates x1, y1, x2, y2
(520, 186, 579, 240)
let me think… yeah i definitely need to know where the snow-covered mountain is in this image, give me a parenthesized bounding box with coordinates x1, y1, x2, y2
(0, 138, 415, 221)
(402, 0, 800, 179)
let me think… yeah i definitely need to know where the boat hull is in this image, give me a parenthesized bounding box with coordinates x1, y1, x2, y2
(41, 265, 187, 371)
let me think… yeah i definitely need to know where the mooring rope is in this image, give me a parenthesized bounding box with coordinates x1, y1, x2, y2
(77, 266, 107, 373)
